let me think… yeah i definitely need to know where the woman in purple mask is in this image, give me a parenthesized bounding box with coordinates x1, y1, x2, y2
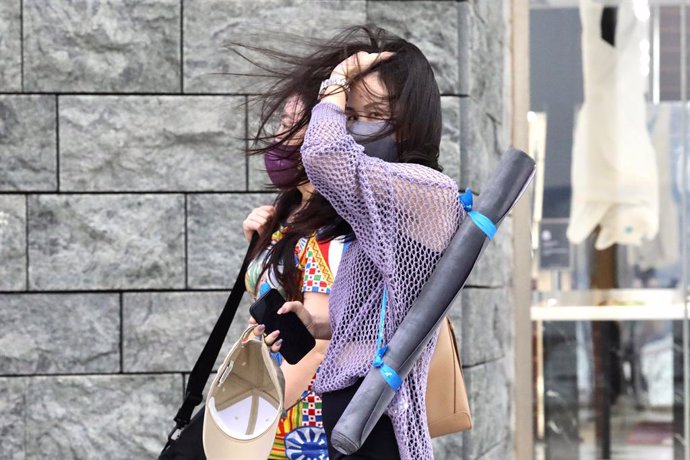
(250, 26, 462, 460)
(243, 94, 352, 460)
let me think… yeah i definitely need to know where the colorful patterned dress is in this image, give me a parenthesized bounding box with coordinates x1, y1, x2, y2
(245, 226, 349, 460)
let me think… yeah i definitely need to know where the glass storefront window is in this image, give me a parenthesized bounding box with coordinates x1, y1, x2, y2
(529, 1, 690, 459)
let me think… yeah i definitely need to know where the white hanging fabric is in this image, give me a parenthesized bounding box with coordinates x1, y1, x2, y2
(567, 0, 659, 249)
(630, 104, 680, 272)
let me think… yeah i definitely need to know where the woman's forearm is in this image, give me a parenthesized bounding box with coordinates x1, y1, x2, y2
(302, 292, 332, 340)
(310, 312, 332, 340)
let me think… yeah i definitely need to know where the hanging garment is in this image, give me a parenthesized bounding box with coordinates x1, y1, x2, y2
(629, 104, 680, 273)
(567, 0, 659, 249)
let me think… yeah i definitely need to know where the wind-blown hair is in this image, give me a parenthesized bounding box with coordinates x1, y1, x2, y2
(242, 25, 444, 172)
(231, 25, 444, 301)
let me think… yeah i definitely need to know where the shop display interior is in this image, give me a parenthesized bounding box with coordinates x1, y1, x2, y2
(530, 0, 690, 459)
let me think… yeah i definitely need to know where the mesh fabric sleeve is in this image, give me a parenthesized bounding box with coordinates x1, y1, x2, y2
(301, 101, 461, 279)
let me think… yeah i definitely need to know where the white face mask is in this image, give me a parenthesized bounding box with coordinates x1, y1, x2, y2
(347, 121, 399, 163)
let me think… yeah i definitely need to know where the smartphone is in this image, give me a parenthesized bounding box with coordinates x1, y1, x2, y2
(249, 288, 316, 365)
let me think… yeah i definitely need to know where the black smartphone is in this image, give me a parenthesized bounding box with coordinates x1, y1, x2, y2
(249, 288, 316, 365)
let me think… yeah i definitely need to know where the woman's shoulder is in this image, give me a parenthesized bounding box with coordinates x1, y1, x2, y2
(301, 232, 349, 266)
(298, 232, 350, 289)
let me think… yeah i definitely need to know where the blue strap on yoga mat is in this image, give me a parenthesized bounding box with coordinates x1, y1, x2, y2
(372, 188, 497, 392)
(372, 288, 402, 391)
(459, 188, 497, 239)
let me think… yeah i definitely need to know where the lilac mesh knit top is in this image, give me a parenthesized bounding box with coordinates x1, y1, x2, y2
(301, 101, 464, 460)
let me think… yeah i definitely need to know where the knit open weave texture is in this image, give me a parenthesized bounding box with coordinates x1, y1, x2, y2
(301, 101, 465, 459)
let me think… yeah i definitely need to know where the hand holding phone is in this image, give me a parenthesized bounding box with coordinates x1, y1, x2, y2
(249, 289, 316, 364)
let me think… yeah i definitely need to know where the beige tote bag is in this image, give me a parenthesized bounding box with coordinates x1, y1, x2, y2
(203, 326, 285, 460)
(426, 316, 473, 437)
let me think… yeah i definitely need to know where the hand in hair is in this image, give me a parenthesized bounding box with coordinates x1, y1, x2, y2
(242, 205, 275, 242)
(331, 51, 395, 81)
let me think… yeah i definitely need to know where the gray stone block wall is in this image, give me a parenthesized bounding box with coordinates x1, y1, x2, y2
(0, 195, 26, 290)
(59, 96, 246, 191)
(28, 194, 187, 290)
(0, 1, 514, 459)
(24, 0, 182, 93)
(183, 0, 367, 93)
(0, 1, 21, 92)
(0, 294, 120, 374)
(0, 95, 57, 191)
(187, 194, 273, 288)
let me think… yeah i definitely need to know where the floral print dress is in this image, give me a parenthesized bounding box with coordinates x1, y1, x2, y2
(245, 226, 349, 460)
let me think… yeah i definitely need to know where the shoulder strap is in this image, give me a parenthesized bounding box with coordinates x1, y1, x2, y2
(166, 233, 259, 442)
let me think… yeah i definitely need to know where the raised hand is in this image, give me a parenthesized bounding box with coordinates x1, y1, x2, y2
(242, 205, 275, 242)
(331, 51, 395, 81)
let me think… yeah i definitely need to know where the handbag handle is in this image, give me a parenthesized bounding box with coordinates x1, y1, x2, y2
(239, 324, 261, 344)
(164, 233, 259, 447)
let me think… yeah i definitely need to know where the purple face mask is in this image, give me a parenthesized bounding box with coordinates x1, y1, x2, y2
(264, 144, 301, 188)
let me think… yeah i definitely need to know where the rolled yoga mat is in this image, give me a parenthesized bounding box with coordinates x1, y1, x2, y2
(330, 146, 536, 455)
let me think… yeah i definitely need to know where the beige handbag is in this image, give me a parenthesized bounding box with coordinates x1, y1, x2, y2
(426, 316, 473, 437)
(203, 326, 285, 460)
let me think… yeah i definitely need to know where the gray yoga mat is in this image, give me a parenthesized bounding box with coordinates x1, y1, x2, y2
(330, 146, 536, 455)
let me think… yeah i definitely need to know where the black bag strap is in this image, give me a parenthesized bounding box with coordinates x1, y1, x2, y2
(165, 233, 259, 446)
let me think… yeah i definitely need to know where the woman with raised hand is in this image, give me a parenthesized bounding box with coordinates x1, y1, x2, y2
(252, 26, 463, 459)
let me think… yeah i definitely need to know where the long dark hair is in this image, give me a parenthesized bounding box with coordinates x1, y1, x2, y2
(235, 25, 444, 300)
(246, 91, 354, 301)
(240, 25, 443, 169)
